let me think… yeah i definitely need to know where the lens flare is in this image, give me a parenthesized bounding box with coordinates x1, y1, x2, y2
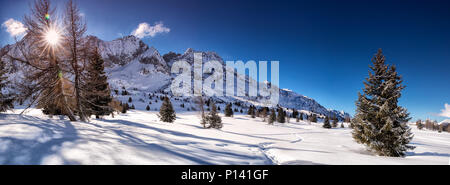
(45, 29, 60, 46)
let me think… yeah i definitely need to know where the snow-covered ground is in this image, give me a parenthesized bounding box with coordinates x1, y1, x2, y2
(0, 109, 449, 165)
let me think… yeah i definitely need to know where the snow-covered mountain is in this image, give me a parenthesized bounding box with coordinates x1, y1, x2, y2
(1, 35, 350, 119)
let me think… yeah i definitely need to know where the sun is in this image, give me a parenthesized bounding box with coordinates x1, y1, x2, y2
(45, 29, 60, 46)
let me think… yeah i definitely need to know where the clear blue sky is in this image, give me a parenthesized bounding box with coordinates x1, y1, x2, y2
(1, 0, 449, 121)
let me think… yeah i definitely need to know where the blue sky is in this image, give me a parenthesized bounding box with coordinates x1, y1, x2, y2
(1, 0, 449, 121)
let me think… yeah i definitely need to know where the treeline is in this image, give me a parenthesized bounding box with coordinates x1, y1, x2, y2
(415, 119, 450, 133)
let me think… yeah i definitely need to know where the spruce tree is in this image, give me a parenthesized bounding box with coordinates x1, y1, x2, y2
(0, 59, 14, 112)
(205, 102, 222, 129)
(352, 49, 414, 157)
(158, 96, 176, 123)
(261, 107, 268, 122)
(323, 116, 332, 129)
(332, 116, 338, 128)
(277, 108, 285, 123)
(83, 48, 113, 118)
(416, 120, 424, 130)
(224, 103, 233, 117)
(146, 105, 150, 111)
(268, 109, 276, 125)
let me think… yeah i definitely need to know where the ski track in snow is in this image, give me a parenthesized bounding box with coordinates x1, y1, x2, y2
(0, 109, 449, 165)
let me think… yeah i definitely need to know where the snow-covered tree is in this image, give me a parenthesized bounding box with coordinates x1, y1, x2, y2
(352, 49, 414, 157)
(158, 96, 176, 123)
(205, 102, 222, 129)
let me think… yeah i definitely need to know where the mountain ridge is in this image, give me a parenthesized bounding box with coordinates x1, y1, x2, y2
(1, 35, 350, 120)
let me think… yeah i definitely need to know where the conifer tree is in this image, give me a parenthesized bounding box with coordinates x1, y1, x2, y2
(309, 114, 317, 123)
(158, 96, 176, 123)
(224, 103, 233, 117)
(416, 120, 424, 130)
(205, 102, 222, 129)
(277, 108, 285, 123)
(300, 112, 304, 120)
(121, 103, 129, 114)
(352, 49, 414, 157)
(268, 109, 276, 125)
(146, 105, 150, 111)
(332, 116, 338, 128)
(261, 107, 268, 122)
(82, 48, 112, 118)
(0, 58, 14, 112)
(323, 116, 332, 129)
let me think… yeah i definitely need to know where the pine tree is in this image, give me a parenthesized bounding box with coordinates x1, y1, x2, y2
(416, 120, 424, 130)
(277, 108, 285, 123)
(224, 103, 233, 117)
(0, 58, 14, 112)
(205, 102, 222, 129)
(332, 116, 338, 128)
(158, 96, 176, 123)
(128, 97, 132, 103)
(121, 103, 129, 114)
(82, 48, 112, 119)
(146, 105, 150, 111)
(300, 112, 304, 120)
(268, 109, 276, 125)
(261, 107, 268, 122)
(323, 116, 332, 129)
(352, 49, 414, 157)
(309, 114, 317, 123)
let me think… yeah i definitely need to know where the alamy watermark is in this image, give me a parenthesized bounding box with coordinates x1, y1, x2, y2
(170, 53, 279, 106)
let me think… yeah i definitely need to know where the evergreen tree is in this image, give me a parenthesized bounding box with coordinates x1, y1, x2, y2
(309, 114, 317, 123)
(416, 120, 424, 130)
(158, 96, 176, 123)
(0, 58, 14, 112)
(261, 107, 268, 122)
(82, 48, 113, 118)
(352, 49, 414, 157)
(146, 105, 150, 111)
(332, 116, 338, 128)
(224, 103, 233, 117)
(277, 108, 285, 123)
(128, 97, 132, 103)
(323, 116, 332, 129)
(205, 102, 222, 129)
(268, 109, 276, 125)
(299, 112, 304, 120)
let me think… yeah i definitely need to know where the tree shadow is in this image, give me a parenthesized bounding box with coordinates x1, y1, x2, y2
(0, 114, 78, 165)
